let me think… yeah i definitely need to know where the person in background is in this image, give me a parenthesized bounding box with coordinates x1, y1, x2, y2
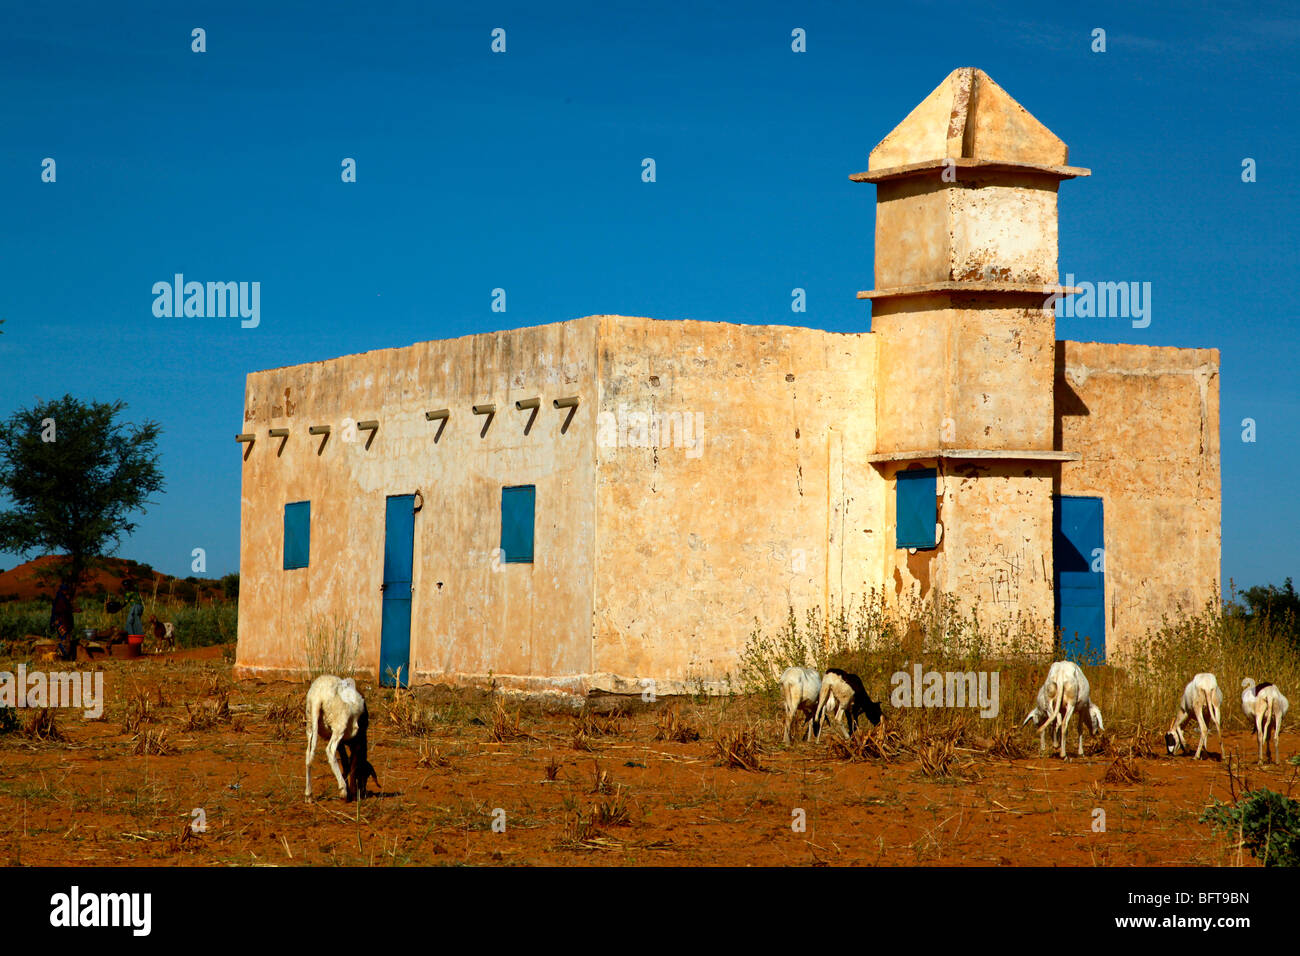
(49, 581, 75, 660)
(123, 581, 144, 639)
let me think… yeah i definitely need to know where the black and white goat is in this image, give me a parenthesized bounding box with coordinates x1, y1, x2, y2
(813, 668, 883, 741)
(1022, 660, 1104, 758)
(305, 675, 378, 801)
(1241, 678, 1289, 764)
(1165, 672, 1223, 759)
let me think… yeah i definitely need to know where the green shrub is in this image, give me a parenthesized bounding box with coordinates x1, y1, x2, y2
(1201, 789, 1300, 867)
(0, 604, 52, 643)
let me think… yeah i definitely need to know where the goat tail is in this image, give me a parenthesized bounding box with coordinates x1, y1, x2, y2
(1261, 694, 1276, 731)
(1048, 680, 1065, 729)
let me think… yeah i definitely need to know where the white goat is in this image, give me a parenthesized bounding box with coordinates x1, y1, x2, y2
(813, 668, 883, 742)
(1022, 661, 1104, 758)
(305, 675, 378, 801)
(1166, 673, 1223, 759)
(780, 667, 822, 743)
(1241, 678, 1289, 764)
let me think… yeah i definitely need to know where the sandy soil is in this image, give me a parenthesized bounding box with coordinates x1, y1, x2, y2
(0, 648, 1291, 866)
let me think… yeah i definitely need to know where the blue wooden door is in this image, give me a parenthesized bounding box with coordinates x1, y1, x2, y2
(379, 494, 415, 687)
(1054, 495, 1105, 664)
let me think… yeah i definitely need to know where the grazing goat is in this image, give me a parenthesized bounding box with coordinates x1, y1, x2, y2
(1022, 660, 1103, 758)
(813, 668, 883, 741)
(780, 667, 822, 743)
(305, 675, 378, 801)
(1166, 673, 1223, 759)
(148, 615, 175, 652)
(1241, 678, 1289, 764)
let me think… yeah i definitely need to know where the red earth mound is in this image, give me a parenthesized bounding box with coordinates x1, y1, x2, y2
(0, 555, 223, 603)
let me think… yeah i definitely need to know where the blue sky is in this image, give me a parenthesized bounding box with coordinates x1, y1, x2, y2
(1, 0, 1297, 592)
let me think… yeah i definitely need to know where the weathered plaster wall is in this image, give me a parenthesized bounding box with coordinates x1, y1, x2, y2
(591, 317, 882, 684)
(872, 296, 1056, 453)
(938, 462, 1055, 639)
(234, 318, 599, 682)
(880, 459, 1054, 645)
(1055, 341, 1221, 657)
(873, 177, 1059, 289)
(947, 177, 1058, 283)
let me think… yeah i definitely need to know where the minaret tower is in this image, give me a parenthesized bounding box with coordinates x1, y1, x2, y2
(854, 67, 1088, 456)
(855, 68, 1088, 635)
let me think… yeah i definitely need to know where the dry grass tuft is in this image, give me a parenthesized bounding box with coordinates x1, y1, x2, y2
(387, 687, 434, 737)
(590, 762, 613, 794)
(1103, 723, 1158, 760)
(182, 688, 231, 731)
(917, 737, 968, 778)
(1103, 754, 1147, 785)
(575, 708, 623, 738)
(825, 732, 868, 761)
(544, 755, 561, 781)
(416, 739, 450, 769)
(22, 708, 63, 741)
(120, 692, 153, 735)
(653, 706, 701, 743)
(488, 698, 531, 742)
(917, 738, 954, 776)
(591, 786, 632, 827)
(132, 727, 174, 756)
(561, 806, 595, 847)
(984, 729, 1027, 760)
(827, 721, 905, 761)
(266, 693, 298, 740)
(713, 725, 763, 771)
(266, 694, 297, 723)
(304, 613, 360, 680)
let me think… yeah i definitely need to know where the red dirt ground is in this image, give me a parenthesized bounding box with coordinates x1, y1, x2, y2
(0, 649, 1292, 866)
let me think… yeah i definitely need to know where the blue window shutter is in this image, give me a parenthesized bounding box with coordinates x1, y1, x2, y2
(500, 485, 535, 563)
(283, 501, 311, 569)
(896, 469, 937, 549)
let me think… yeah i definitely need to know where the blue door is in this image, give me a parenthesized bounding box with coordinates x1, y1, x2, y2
(379, 494, 415, 687)
(1054, 495, 1105, 664)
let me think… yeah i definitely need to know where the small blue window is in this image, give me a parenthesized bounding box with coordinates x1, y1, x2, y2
(284, 501, 311, 569)
(896, 469, 937, 549)
(500, 485, 535, 563)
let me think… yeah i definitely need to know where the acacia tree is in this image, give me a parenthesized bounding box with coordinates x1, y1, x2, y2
(0, 395, 164, 598)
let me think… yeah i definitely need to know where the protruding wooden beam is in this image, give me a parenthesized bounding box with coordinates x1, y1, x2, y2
(554, 396, 579, 434)
(268, 427, 289, 458)
(426, 408, 450, 443)
(309, 424, 330, 455)
(515, 397, 540, 435)
(472, 403, 495, 438)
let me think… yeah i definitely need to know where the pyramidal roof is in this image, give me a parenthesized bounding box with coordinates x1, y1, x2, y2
(857, 68, 1086, 180)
